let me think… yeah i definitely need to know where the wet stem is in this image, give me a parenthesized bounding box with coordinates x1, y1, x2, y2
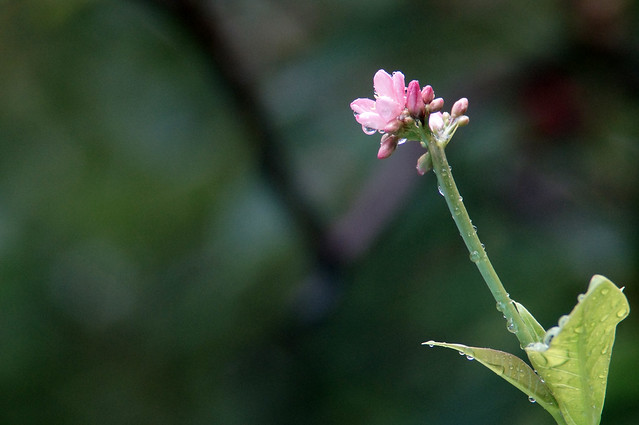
(418, 124, 535, 348)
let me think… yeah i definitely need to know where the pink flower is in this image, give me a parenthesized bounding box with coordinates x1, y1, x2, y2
(350, 70, 406, 134)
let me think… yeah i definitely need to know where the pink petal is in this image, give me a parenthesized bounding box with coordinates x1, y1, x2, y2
(373, 70, 394, 98)
(391, 71, 406, 104)
(350, 98, 376, 114)
(375, 96, 403, 122)
(355, 111, 386, 131)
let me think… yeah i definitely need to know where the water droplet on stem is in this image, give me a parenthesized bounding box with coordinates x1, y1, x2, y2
(469, 251, 480, 263)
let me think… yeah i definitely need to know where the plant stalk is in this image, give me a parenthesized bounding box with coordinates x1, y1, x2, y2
(419, 125, 535, 348)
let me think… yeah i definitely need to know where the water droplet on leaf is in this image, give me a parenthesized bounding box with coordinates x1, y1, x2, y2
(466, 354, 474, 361)
(528, 396, 536, 403)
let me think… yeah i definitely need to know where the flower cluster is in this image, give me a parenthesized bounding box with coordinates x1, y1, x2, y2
(350, 69, 469, 161)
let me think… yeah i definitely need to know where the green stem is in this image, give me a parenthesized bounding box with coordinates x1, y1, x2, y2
(419, 125, 535, 348)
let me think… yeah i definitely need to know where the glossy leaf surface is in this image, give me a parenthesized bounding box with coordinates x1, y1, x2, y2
(525, 275, 630, 425)
(424, 341, 565, 424)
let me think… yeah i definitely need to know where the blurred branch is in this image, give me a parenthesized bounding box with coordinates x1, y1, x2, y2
(140, 0, 346, 323)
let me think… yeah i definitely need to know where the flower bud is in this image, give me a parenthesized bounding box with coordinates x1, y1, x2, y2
(416, 152, 432, 175)
(383, 119, 402, 134)
(427, 98, 444, 113)
(406, 80, 425, 120)
(455, 115, 470, 127)
(421, 85, 434, 104)
(428, 112, 445, 134)
(451, 97, 468, 118)
(377, 133, 399, 159)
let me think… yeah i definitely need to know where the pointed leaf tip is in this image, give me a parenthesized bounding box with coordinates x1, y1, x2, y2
(425, 341, 564, 423)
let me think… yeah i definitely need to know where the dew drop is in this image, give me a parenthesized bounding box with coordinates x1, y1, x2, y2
(398, 138, 407, 144)
(600, 288, 609, 295)
(428, 343, 434, 348)
(578, 294, 586, 302)
(454, 207, 461, 216)
(617, 309, 627, 318)
(438, 186, 444, 196)
(466, 355, 474, 361)
(543, 326, 561, 345)
(469, 251, 480, 263)
(506, 318, 517, 333)
(496, 301, 504, 312)
(558, 315, 570, 328)
(363, 126, 377, 135)
(528, 396, 536, 403)
(458, 351, 465, 356)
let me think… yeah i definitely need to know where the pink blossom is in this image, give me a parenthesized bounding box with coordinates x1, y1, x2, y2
(350, 70, 406, 134)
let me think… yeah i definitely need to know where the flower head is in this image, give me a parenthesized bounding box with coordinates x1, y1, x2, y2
(350, 70, 469, 164)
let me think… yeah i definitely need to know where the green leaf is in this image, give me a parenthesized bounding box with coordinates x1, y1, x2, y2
(423, 341, 565, 424)
(524, 275, 630, 425)
(514, 301, 546, 343)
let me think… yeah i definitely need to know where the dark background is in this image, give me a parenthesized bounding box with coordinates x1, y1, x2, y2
(1, 1, 638, 424)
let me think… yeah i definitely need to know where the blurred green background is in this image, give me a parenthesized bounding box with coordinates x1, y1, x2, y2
(1, 0, 638, 424)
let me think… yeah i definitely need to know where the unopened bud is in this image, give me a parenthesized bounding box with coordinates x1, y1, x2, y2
(416, 152, 432, 175)
(455, 115, 470, 127)
(421, 85, 434, 104)
(377, 134, 399, 159)
(451, 98, 468, 118)
(428, 112, 445, 133)
(383, 119, 402, 134)
(406, 80, 425, 120)
(427, 98, 444, 113)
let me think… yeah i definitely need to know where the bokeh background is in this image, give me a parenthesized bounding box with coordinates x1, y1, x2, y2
(1, 0, 638, 424)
